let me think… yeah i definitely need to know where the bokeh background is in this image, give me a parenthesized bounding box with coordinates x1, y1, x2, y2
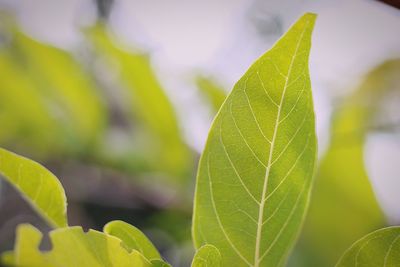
(0, 0, 399, 266)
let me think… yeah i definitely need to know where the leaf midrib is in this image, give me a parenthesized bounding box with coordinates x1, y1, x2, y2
(253, 21, 310, 267)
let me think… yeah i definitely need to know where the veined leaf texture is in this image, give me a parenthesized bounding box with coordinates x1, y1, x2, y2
(192, 13, 317, 267)
(336, 227, 400, 267)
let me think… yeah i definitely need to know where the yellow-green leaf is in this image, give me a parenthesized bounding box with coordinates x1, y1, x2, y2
(11, 30, 107, 151)
(192, 13, 317, 267)
(191, 245, 221, 267)
(0, 22, 106, 157)
(196, 76, 227, 112)
(3, 224, 151, 267)
(1, 252, 16, 266)
(86, 24, 190, 179)
(0, 52, 62, 158)
(336, 227, 400, 267)
(104, 220, 161, 261)
(150, 259, 172, 267)
(0, 148, 67, 228)
(10, 224, 52, 267)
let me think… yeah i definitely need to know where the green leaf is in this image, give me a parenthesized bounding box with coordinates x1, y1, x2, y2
(0, 52, 62, 158)
(336, 227, 400, 267)
(104, 220, 161, 260)
(191, 245, 221, 267)
(1, 252, 16, 266)
(196, 76, 227, 112)
(294, 60, 400, 267)
(10, 30, 107, 152)
(192, 13, 317, 267)
(0, 148, 67, 228)
(7, 224, 52, 267)
(0, 23, 106, 158)
(150, 259, 172, 267)
(3, 224, 151, 267)
(86, 24, 191, 180)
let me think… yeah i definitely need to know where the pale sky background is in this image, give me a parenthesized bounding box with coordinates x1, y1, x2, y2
(0, 0, 399, 222)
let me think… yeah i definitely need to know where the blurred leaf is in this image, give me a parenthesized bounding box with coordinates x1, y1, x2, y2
(336, 227, 400, 267)
(1, 251, 15, 266)
(196, 76, 227, 112)
(86, 24, 191, 181)
(3, 224, 151, 267)
(0, 52, 62, 157)
(104, 220, 161, 261)
(147, 209, 192, 243)
(192, 13, 317, 266)
(0, 148, 67, 228)
(294, 59, 400, 266)
(11, 30, 107, 153)
(191, 245, 221, 267)
(0, 24, 106, 158)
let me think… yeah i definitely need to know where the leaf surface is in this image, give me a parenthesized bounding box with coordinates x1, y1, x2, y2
(0, 148, 67, 228)
(191, 245, 221, 267)
(104, 220, 161, 260)
(4, 224, 151, 267)
(12, 31, 107, 151)
(336, 227, 400, 267)
(192, 13, 317, 267)
(150, 259, 172, 267)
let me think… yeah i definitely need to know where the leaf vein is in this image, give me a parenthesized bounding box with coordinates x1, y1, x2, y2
(256, 71, 279, 107)
(383, 233, 400, 267)
(253, 18, 310, 267)
(219, 124, 261, 205)
(259, 169, 310, 262)
(243, 84, 272, 144)
(278, 81, 307, 125)
(263, 133, 311, 204)
(207, 154, 252, 266)
(271, 110, 310, 167)
(229, 100, 268, 168)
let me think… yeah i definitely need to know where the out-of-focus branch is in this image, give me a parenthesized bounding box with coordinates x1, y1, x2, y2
(376, 0, 400, 9)
(95, 0, 115, 20)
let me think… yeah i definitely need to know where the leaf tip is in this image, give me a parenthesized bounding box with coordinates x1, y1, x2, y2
(302, 12, 318, 22)
(293, 13, 317, 32)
